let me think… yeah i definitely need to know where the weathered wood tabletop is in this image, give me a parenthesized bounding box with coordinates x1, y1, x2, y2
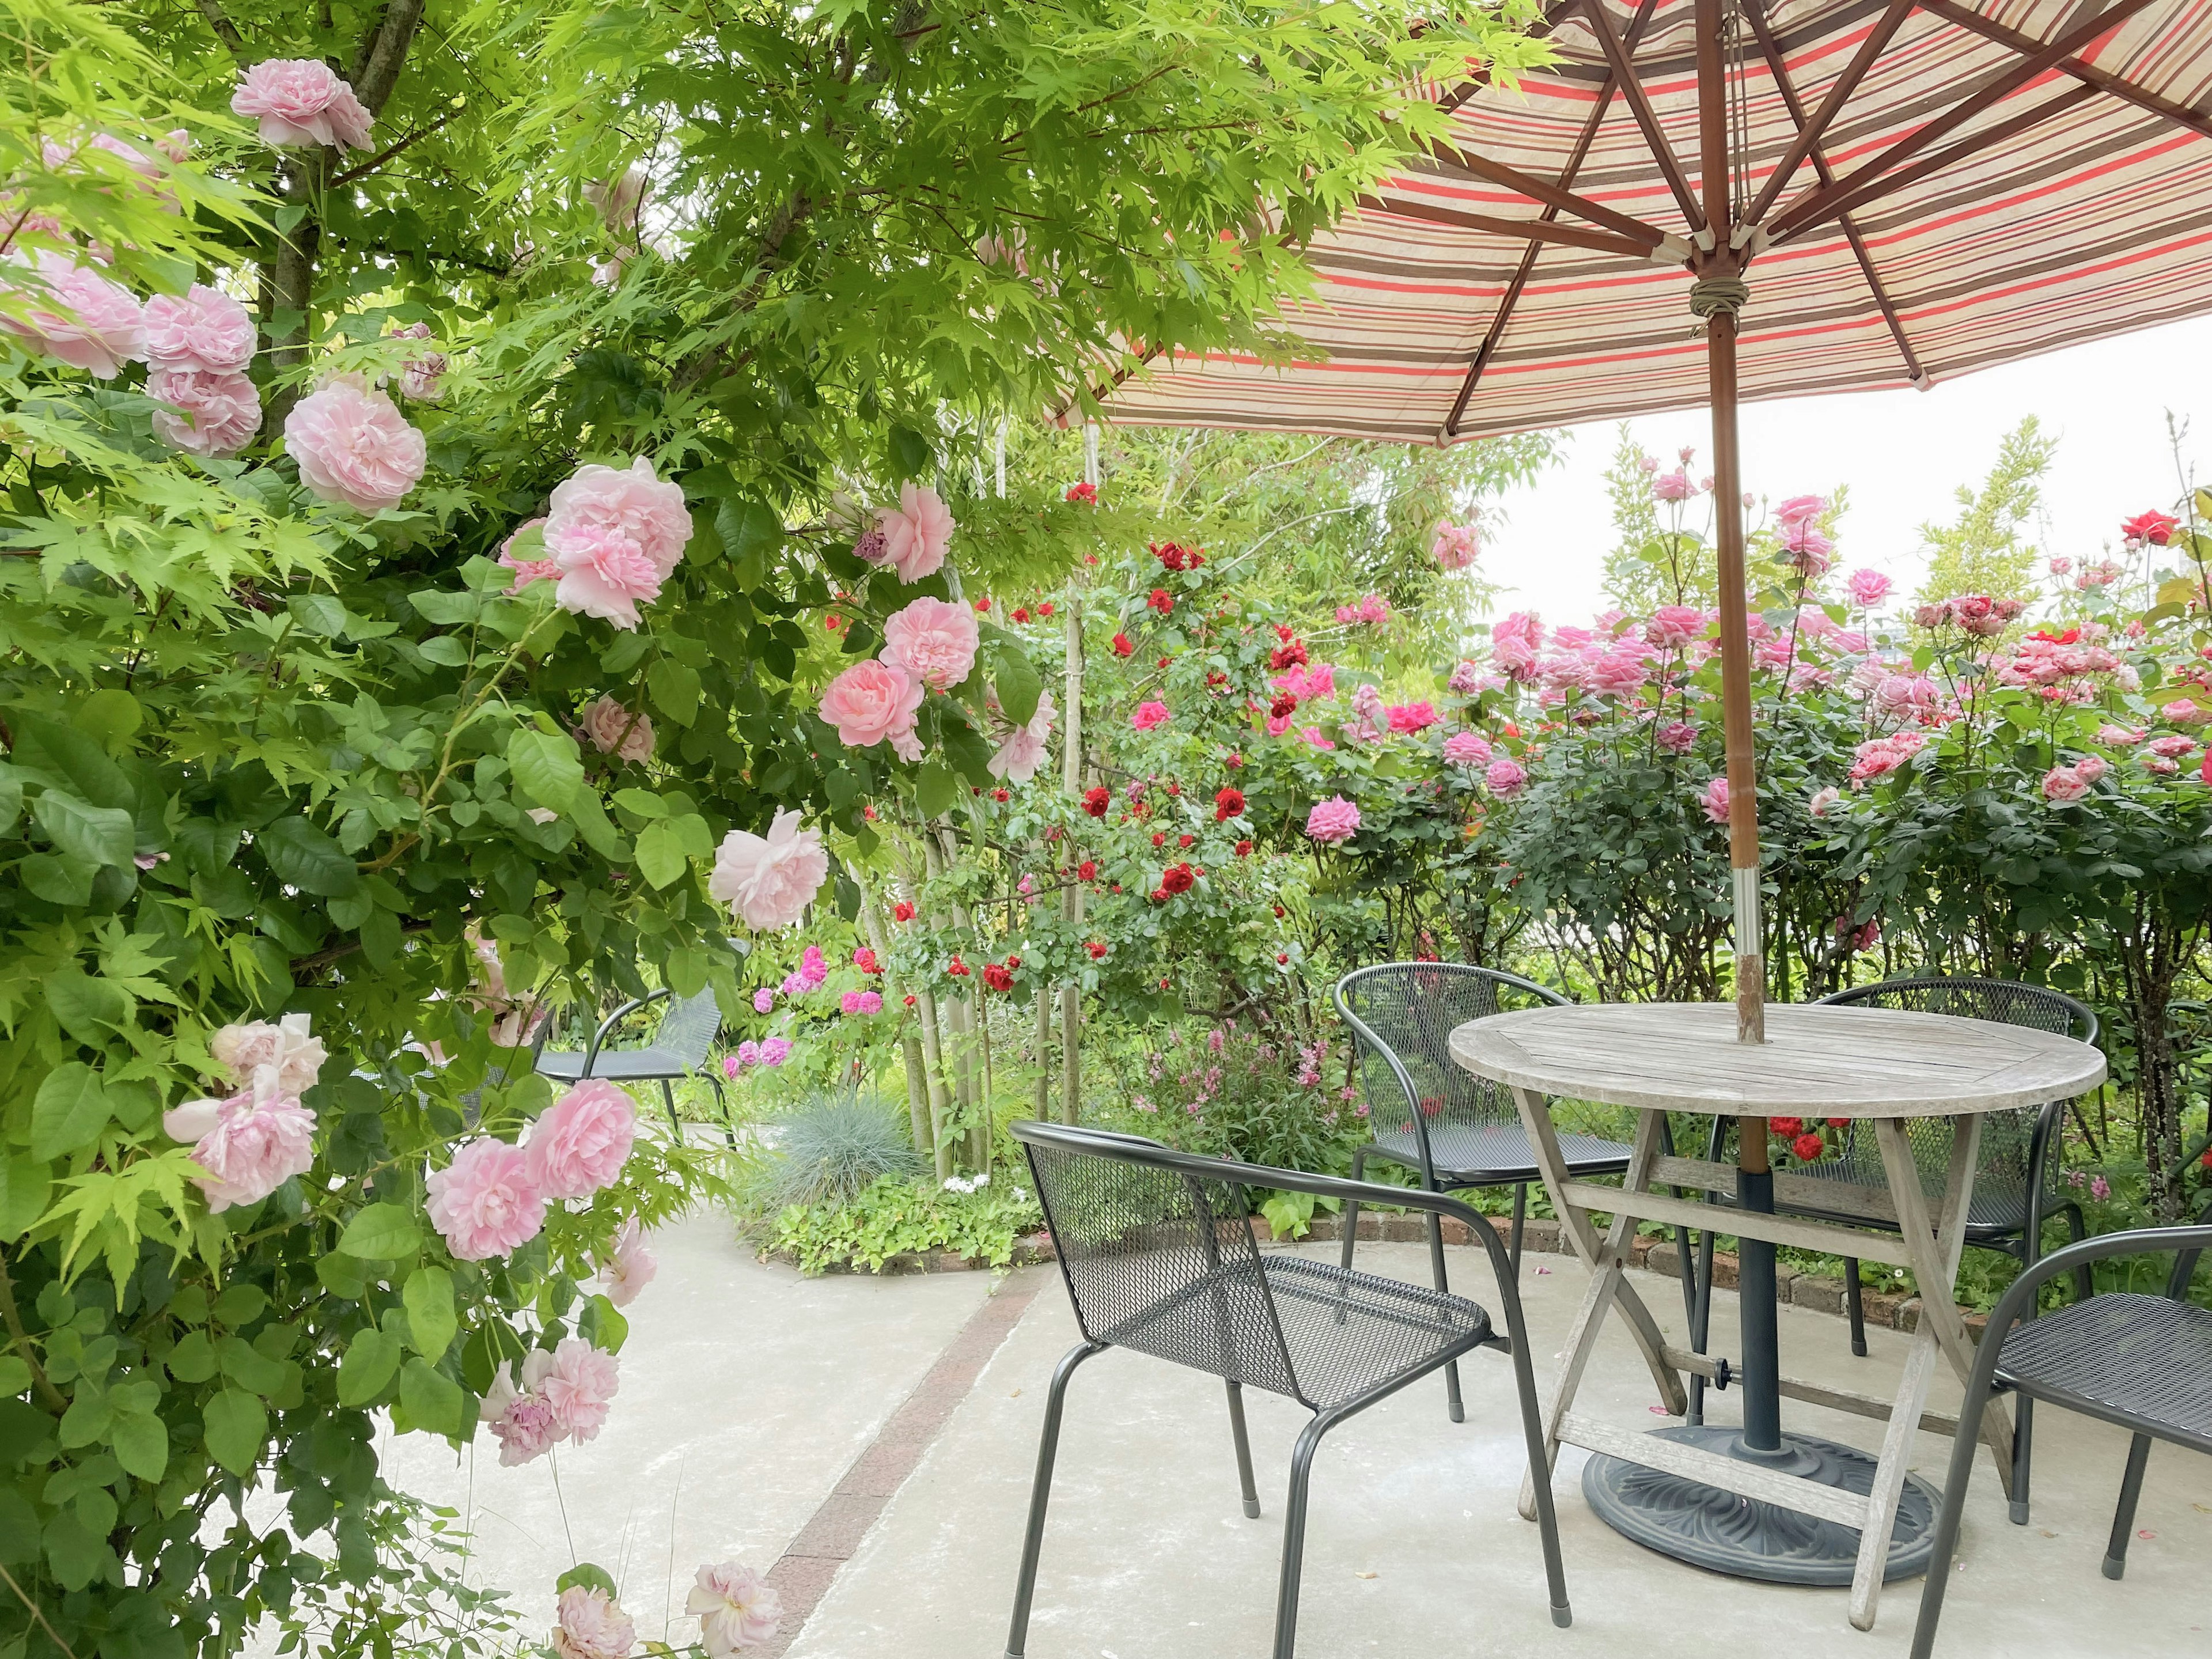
(1448, 1000, 2107, 1116)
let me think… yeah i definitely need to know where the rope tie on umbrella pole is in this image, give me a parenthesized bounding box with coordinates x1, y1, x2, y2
(1688, 276, 1749, 317)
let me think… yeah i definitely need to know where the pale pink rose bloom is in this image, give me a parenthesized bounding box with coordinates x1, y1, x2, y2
(541, 1337, 621, 1442)
(42, 130, 185, 179)
(210, 1012, 327, 1094)
(873, 483, 955, 582)
(551, 526, 663, 627)
(1656, 720, 1696, 754)
(526, 1080, 638, 1200)
(2094, 723, 2143, 746)
(585, 169, 647, 237)
(1651, 468, 1693, 502)
(1441, 730, 1492, 768)
(2074, 755, 2109, 783)
(598, 1218, 658, 1308)
(710, 808, 830, 930)
(578, 695, 654, 762)
(1431, 520, 1479, 570)
(1130, 700, 1170, 732)
(286, 379, 426, 513)
(1774, 494, 1825, 528)
(2041, 765, 2089, 803)
(1809, 785, 1842, 819)
(148, 368, 262, 458)
(481, 1351, 565, 1465)
(498, 518, 560, 592)
(1701, 775, 1731, 824)
(391, 324, 446, 401)
(1305, 796, 1361, 844)
(688, 1562, 783, 1656)
(881, 596, 980, 690)
(987, 689, 1054, 784)
(553, 1586, 636, 1659)
(2146, 734, 2194, 759)
(166, 1077, 317, 1212)
(230, 59, 374, 150)
(141, 285, 255, 373)
(426, 1138, 547, 1261)
(547, 457, 691, 574)
(0, 252, 143, 377)
(819, 659, 923, 749)
(2165, 698, 2207, 725)
(1585, 646, 1650, 697)
(1484, 757, 1527, 798)
(1645, 605, 1707, 650)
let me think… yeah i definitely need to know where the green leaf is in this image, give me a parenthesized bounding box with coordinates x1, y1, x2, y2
(287, 594, 348, 636)
(0, 1488, 40, 1565)
(0, 1157, 50, 1241)
(202, 1389, 266, 1478)
(416, 635, 471, 667)
(994, 644, 1043, 728)
(396, 1356, 464, 1437)
(611, 788, 668, 820)
(402, 1267, 457, 1359)
(508, 729, 585, 813)
(109, 1406, 168, 1482)
(73, 689, 142, 747)
(32, 791, 134, 869)
(164, 1330, 216, 1384)
(888, 425, 932, 479)
(313, 1251, 370, 1300)
(916, 762, 958, 820)
(633, 820, 690, 889)
(336, 1327, 402, 1408)
(578, 1294, 628, 1354)
(713, 498, 782, 564)
(44, 971, 130, 1046)
(14, 717, 131, 809)
(216, 1335, 286, 1397)
(31, 1066, 109, 1161)
(556, 1563, 619, 1598)
(337, 1202, 420, 1260)
(258, 816, 361, 899)
(568, 793, 626, 859)
(43, 1508, 107, 1590)
(408, 588, 481, 626)
(647, 658, 702, 726)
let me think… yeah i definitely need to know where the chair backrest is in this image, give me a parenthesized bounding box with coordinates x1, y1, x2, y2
(1334, 963, 1570, 1138)
(1014, 1121, 1301, 1402)
(652, 986, 724, 1068)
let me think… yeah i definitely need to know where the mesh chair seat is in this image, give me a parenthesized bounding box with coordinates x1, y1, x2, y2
(537, 1045, 691, 1082)
(1772, 1139, 2044, 1234)
(1365, 1121, 1631, 1184)
(1994, 1293, 2212, 1451)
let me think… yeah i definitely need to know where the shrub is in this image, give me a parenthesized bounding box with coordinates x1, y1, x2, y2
(758, 1091, 923, 1210)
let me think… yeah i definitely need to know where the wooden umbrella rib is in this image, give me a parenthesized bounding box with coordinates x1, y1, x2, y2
(1769, 82, 2101, 245)
(1918, 0, 2212, 144)
(1359, 192, 1657, 257)
(1743, 0, 1918, 229)
(1581, 0, 1707, 232)
(1770, 0, 2156, 238)
(1741, 0, 1927, 382)
(1424, 141, 1667, 246)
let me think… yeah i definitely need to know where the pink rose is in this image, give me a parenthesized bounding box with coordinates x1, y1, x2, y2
(498, 518, 559, 592)
(526, 1080, 638, 1200)
(2165, 698, 2207, 725)
(1701, 775, 1731, 824)
(426, 1138, 547, 1261)
(1484, 757, 1527, 798)
(1305, 796, 1361, 844)
(1656, 720, 1697, 754)
(840, 989, 884, 1016)
(230, 59, 374, 150)
(541, 1336, 621, 1442)
(585, 169, 647, 238)
(1131, 700, 1171, 732)
(987, 689, 1053, 784)
(2147, 734, 2195, 759)
(578, 695, 654, 763)
(688, 1563, 782, 1657)
(0, 252, 143, 377)
(141, 285, 255, 373)
(2074, 754, 2109, 783)
(2094, 724, 2143, 746)
(881, 596, 979, 690)
(553, 1586, 636, 1659)
(1846, 568, 1893, 607)
(164, 1079, 317, 1213)
(482, 1353, 564, 1465)
(209, 1013, 327, 1095)
(1386, 700, 1438, 733)
(2042, 764, 2089, 803)
(285, 379, 426, 513)
(1585, 646, 1650, 697)
(819, 659, 923, 750)
(1431, 520, 1479, 570)
(1645, 605, 1707, 650)
(552, 527, 662, 627)
(1490, 612, 1544, 679)
(544, 458, 691, 629)
(1446, 660, 1484, 695)
(869, 483, 955, 582)
(147, 368, 261, 457)
(1774, 494, 1825, 528)
(1441, 730, 1492, 768)
(710, 808, 830, 930)
(598, 1218, 658, 1308)
(1652, 468, 1693, 503)
(1809, 785, 1842, 818)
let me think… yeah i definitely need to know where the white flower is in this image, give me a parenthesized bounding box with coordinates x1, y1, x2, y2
(687, 1562, 781, 1656)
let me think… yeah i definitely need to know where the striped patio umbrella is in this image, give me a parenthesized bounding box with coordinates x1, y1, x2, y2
(1093, 0, 2212, 1044)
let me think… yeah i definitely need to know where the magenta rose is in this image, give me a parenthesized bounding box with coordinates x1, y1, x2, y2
(819, 659, 922, 751)
(285, 378, 426, 513)
(142, 284, 255, 373)
(525, 1080, 638, 1201)
(230, 59, 374, 150)
(0, 252, 143, 377)
(881, 596, 979, 690)
(710, 808, 830, 930)
(426, 1138, 546, 1260)
(149, 368, 261, 458)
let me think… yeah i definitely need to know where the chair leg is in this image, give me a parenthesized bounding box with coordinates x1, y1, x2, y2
(1270, 1413, 1336, 1659)
(1688, 1228, 1715, 1427)
(1508, 1181, 1527, 1281)
(1424, 1209, 1465, 1425)
(1004, 1342, 1103, 1659)
(2058, 1202, 2093, 1301)
(661, 1078, 682, 1143)
(1339, 1149, 1367, 1276)
(2101, 1433, 2154, 1580)
(1226, 1381, 1262, 1520)
(1843, 1257, 1868, 1358)
(1907, 1370, 2006, 1659)
(709, 1074, 734, 1149)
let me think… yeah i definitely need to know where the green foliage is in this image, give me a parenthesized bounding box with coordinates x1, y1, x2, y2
(757, 1090, 923, 1210)
(766, 1173, 1042, 1274)
(1915, 416, 2056, 606)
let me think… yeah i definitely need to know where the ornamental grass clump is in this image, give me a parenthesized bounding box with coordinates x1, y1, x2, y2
(759, 1090, 923, 1211)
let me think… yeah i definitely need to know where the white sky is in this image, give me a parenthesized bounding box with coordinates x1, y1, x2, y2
(1480, 313, 2212, 624)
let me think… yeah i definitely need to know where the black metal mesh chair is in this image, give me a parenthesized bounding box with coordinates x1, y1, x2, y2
(1005, 1121, 1570, 1659)
(1909, 1202, 2212, 1659)
(1334, 963, 1638, 1421)
(537, 984, 726, 1139)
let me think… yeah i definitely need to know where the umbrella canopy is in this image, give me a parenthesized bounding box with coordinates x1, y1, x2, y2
(1091, 0, 2212, 1042)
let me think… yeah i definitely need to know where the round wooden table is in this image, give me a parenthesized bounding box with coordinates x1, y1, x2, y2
(1450, 1001, 2105, 1631)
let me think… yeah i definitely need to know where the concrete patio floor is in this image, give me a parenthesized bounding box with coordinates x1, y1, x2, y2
(410, 1221, 2212, 1657)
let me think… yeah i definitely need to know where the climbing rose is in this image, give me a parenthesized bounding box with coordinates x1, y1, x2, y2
(525, 1080, 637, 1200)
(1774, 494, 1825, 528)
(141, 284, 255, 373)
(1431, 520, 1479, 570)
(1065, 482, 1096, 505)
(710, 809, 830, 930)
(285, 378, 426, 513)
(1701, 775, 1731, 824)
(209, 1013, 328, 1095)
(1131, 700, 1170, 732)
(147, 368, 260, 458)
(1652, 468, 1694, 502)
(541, 1337, 621, 1442)
(841, 989, 884, 1014)
(1111, 632, 1134, 657)
(230, 59, 374, 149)
(553, 1586, 636, 1659)
(1809, 786, 1842, 819)
(819, 660, 923, 753)
(597, 1219, 657, 1308)
(1214, 786, 1245, 820)
(426, 1138, 547, 1261)
(861, 483, 954, 582)
(0, 252, 143, 377)
(688, 1563, 782, 1657)
(1645, 605, 1707, 650)
(1082, 785, 1110, 817)
(481, 1352, 563, 1465)
(882, 596, 980, 690)
(577, 695, 654, 762)
(546, 458, 692, 628)
(162, 1078, 316, 1213)
(987, 689, 1054, 785)
(1846, 567, 1893, 607)
(1305, 797, 1360, 844)
(892, 900, 917, 922)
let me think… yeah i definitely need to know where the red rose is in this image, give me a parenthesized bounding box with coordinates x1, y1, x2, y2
(1147, 589, 1173, 615)
(1827, 1116, 1851, 1129)
(1277, 952, 1289, 964)
(974, 597, 991, 612)
(1111, 632, 1134, 657)
(825, 614, 842, 631)
(983, 963, 1014, 992)
(903, 993, 916, 1006)
(1082, 786, 1111, 817)
(991, 787, 1010, 802)
(1152, 831, 1166, 847)
(1012, 607, 1031, 624)
(1268, 641, 1308, 671)
(1235, 838, 1253, 857)
(1226, 752, 1244, 768)
(948, 955, 970, 976)
(1177, 834, 1194, 849)
(1272, 904, 1285, 918)
(1770, 1116, 1804, 1138)
(1793, 1132, 1826, 1162)
(1270, 692, 1298, 718)
(1165, 782, 1180, 796)
(854, 949, 881, 975)
(1006, 955, 1021, 969)
(1150, 888, 1168, 902)
(1064, 482, 1097, 505)
(1274, 624, 1294, 642)
(1039, 601, 1055, 618)
(1086, 941, 1107, 959)
(2121, 509, 2178, 546)
(1161, 862, 1195, 895)
(1157, 655, 1171, 669)
(1111, 882, 1122, 893)
(1077, 859, 1097, 881)
(1215, 787, 1245, 820)
(1159, 976, 1172, 990)
(892, 900, 916, 923)
(1206, 670, 1228, 688)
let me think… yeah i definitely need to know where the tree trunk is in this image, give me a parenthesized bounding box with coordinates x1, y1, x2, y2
(1059, 432, 1093, 1124)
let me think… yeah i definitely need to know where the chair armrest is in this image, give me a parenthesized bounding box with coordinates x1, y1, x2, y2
(1980, 1222, 2212, 1340)
(1328, 986, 1440, 1176)
(583, 987, 671, 1076)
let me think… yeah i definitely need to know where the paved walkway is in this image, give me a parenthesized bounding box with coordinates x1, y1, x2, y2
(410, 1224, 2212, 1657)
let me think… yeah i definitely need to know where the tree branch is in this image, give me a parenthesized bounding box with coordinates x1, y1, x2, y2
(0, 1256, 66, 1414)
(350, 0, 430, 118)
(195, 0, 245, 58)
(328, 107, 462, 187)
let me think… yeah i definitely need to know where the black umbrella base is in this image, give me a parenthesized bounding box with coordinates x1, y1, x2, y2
(1581, 1425, 1941, 1586)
